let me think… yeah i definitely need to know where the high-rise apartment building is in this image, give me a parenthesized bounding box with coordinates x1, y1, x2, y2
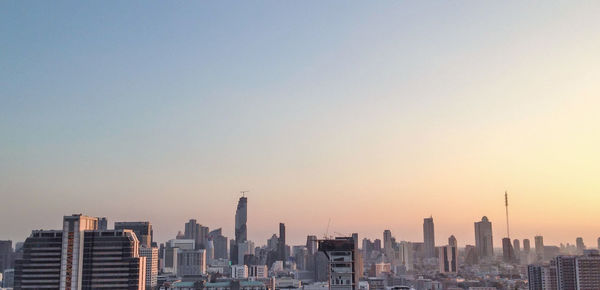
(318, 237, 357, 290)
(524, 239, 531, 253)
(474, 216, 494, 259)
(423, 217, 435, 259)
(502, 237, 516, 263)
(535, 236, 545, 261)
(233, 196, 248, 265)
(115, 221, 153, 248)
(513, 239, 521, 258)
(140, 246, 158, 290)
(576, 237, 585, 254)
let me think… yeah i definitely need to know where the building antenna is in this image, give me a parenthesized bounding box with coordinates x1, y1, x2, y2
(240, 190, 249, 197)
(505, 190, 510, 239)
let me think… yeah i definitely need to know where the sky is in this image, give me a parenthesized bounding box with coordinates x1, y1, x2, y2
(1, 1, 600, 248)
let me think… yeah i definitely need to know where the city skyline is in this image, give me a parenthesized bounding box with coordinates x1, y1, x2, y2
(3, 1, 600, 250)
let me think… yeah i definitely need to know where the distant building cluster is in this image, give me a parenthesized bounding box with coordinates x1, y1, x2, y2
(0, 195, 599, 290)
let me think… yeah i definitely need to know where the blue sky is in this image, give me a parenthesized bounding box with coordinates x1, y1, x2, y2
(2, 1, 600, 246)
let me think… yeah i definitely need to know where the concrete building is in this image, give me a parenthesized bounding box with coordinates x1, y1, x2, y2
(474, 216, 493, 260)
(502, 238, 516, 263)
(14, 215, 146, 290)
(423, 217, 436, 259)
(115, 221, 153, 248)
(318, 237, 357, 290)
(249, 265, 268, 278)
(233, 196, 248, 265)
(278, 223, 286, 261)
(177, 249, 206, 276)
(140, 245, 159, 289)
(439, 245, 457, 274)
(0, 241, 13, 274)
(232, 264, 248, 279)
(535, 236, 545, 261)
(209, 228, 228, 260)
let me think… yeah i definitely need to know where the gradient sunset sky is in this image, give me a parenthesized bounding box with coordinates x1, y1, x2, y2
(2, 1, 600, 247)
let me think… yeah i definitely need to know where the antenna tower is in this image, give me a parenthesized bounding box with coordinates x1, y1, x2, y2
(505, 190, 510, 239)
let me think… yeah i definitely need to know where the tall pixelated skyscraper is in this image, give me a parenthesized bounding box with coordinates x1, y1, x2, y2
(474, 216, 494, 259)
(423, 217, 435, 258)
(233, 195, 248, 264)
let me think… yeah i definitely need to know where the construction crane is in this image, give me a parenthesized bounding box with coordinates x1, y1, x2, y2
(323, 218, 331, 239)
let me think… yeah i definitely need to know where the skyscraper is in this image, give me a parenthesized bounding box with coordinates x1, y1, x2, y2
(576, 237, 585, 253)
(423, 217, 435, 258)
(383, 230, 393, 261)
(448, 235, 457, 248)
(208, 228, 228, 260)
(0, 240, 13, 274)
(535, 236, 544, 261)
(278, 223, 286, 261)
(115, 221, 153, 248)
(233, 196, 248, 265)
(140, 246, 158, 290)
(474, 216, 494, 259)
(438, 245, 457, 274)
(523, 239, 531, 253)
(513, 239, 521, 258)
(502, 237, 516, 263)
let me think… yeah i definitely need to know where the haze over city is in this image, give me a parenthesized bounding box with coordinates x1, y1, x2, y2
(2, 1, 600, 249)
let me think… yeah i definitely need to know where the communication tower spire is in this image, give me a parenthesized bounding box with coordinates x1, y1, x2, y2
(505, 190, 510, 239)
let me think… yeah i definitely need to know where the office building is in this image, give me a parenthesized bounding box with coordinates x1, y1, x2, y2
(209, 228, 228, 260)
(474, 216, 494, 259)
(383, 230, 393, 261)
(14, 214, 146, 290)
(232, 264, 248, 279)
(0, 241, 13, 273)
(233, 196, 248, 265)
(97, 217, 108, 230)
(306, 235, 318, 255)
(502, 238, 516, 263)
(278, 223, 286, 261)
(464, 245, 478, 265)
(423, 217, 436, 258)
(248, 265, 268, 278)
(448, 235, 457, 248)
(14, 230, 63, 289)
(115, 221, 153, 248)
(177, 249, 206, 276)
(81, 229, 146, 289)
(140, 246, 158, 290)
(439, 245, 457, 274)
(318, 237, 357, 290)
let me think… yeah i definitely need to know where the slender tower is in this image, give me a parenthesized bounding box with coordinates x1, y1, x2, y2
(505, 191, 510, 239)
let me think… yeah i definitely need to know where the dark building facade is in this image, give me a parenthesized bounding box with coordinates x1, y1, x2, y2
(115, 221, 153, 248)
